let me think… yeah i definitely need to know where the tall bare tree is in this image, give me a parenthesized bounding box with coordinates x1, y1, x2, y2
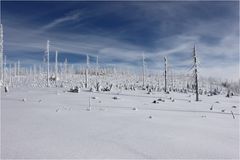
(55, 50, 58, 79)
(164, 56, 168, 93)
(96, 56, 99, 76)
(46, 40, 50, 87)
(142, 53, 145, 87)
(3, 55, 6, 85)
(85, 54, 89, 88)
(64, 58, 68, 80)
(193, 45, 199, 101)
(0, 24, 3, 84)
(17, 60, 20, 82)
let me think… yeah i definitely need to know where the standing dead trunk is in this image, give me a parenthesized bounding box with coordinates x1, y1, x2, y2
(142, 53, 145, 88)
(46, 40, 50, 87)
(164, 57, 168, 93)
(55, 50, 58, 80)
(85, 54, 89, 88)
(193, 45, 199, 101)
(0, 24, 3, 84)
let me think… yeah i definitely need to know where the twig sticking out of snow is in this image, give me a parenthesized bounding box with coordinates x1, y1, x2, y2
(4, 86, 8, 93)
(210, 105, 213, 110)
(90, 87, 95, 92)
(231, 111, 235, 119)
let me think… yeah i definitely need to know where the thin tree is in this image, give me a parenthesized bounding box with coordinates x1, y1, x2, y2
(64, 58, 68, 80)
(3, 55, 6, 85)
(33, 64, 36, 81)
(85, 54, 89, 88)
(164, 56, 168, 93)
(9, 63, 12, 86)
(14, 62, 17, 77)
(96, 56, 99, 76)
(17, 60, 20, 82)
(170, 67, 174, 90)
(142, 53, 145, 87)
(55, 50, 58, 79)
(193, 45, 199, 101)
(46, 40, 50, 87)
(0, 24, 3, 84)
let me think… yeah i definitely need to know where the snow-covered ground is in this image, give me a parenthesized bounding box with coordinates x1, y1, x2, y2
(1, 87, 239, 159)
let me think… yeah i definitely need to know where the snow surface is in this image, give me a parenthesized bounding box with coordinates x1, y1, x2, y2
(1, 87, 239, 159)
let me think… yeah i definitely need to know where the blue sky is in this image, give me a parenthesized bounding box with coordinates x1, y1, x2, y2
(1, 1, 239, 80)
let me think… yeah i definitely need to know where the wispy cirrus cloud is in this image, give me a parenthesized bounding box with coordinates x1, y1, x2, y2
(42, 11, 81, 30)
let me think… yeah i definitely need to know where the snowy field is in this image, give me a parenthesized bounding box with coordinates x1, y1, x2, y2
(1, 87, 239, 159)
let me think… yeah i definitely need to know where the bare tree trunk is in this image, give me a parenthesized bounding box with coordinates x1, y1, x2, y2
(96, 56, 98, 76)
(33, 64, 36, 81)
(164, 56, 167, 93)
(64, 58, 68, 80)
(55, 50, 58, 79)
(17, 60, 20, 82)
(85, 54, 89, 88)
(46, 40, 50, 87)
(3, 55, 6, 86)
(193, 45, 199, 101)
(14, 62, 17, 77)
(9, 63, 12, 86)
(0, 24, 3, 84)
(142, 53, 145, 88)
(171, 68, 174, 90)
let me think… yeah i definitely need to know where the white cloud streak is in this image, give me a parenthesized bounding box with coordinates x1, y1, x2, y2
(42, 11, 81, 30)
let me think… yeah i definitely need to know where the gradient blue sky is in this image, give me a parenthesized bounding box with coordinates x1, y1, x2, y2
(1, 1, 239, 80)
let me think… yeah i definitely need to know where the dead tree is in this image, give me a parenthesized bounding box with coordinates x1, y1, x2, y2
(3, 55, 6, 85)
(142, 53, 145, 87)
(193, 45, 199, 101)
(96, 56, 99, 76)
(64, 58, 68, 80)
(0, 24, 3, 84)
(85, 54, 89, 88)
(17, 60, 20, 82)
(55, 50, 58, 79)
(33, 64, 36, 81)
(46, 40, 50, 87)
(170, 68, 174, 91)
(164, 56, 168, 93)
(9, 63, 12, 86)
(14, 62, 17, 77)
